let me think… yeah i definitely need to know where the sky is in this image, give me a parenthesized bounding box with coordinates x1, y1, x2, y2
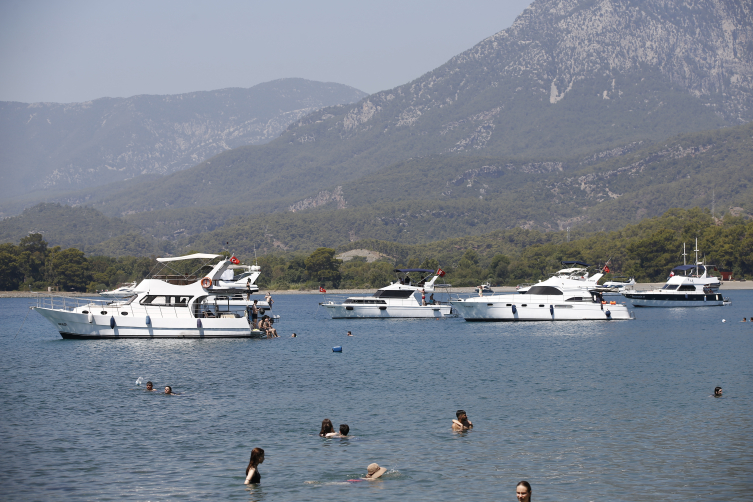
(0, 0, 533, 104)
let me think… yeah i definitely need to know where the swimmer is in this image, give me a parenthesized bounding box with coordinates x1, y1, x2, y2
(347, 331, 353, 336)
(244, 447, 264, 484)
(164, 386, 179, 395)
(452, 409, 473, 431)
(714, 386, 723, 397)
(516, 480, 532, 501)
(743, 318, 747, 322)
(326, 424, 350, 438)
(364, 463, 387, 480)
(291, 333, 297, 337)
(145, 381, 156, 391)
(319, 418, 334, 437)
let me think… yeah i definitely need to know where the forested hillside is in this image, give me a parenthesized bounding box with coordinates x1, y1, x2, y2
(1, 208, 751, 292)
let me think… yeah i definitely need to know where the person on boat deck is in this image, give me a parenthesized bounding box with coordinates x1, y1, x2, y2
(265, 292, 273, 307)
(204, 310, 215, 318)
(478, 286, 484, 297)
(421, 288, 426, 306)
(244, 447, 264, 484)
(261, 316, 278, 338)
(326, 424, 350, 438)
(246, 279, 251, 300)
(452, 409, 473, 431)
(319, 418, 335, 437)
(429, 293, 434, 305)
(145, 381, 156, 391)
(250, 300, 260, 329)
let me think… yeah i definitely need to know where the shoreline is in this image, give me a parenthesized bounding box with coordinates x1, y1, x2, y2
(2, 281, 751, 298)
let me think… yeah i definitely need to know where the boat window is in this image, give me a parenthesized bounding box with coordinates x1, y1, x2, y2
(565, 297, 583, 302)
(374, 290, 415, 299)
(140, 295, 193, 306)
(661, 284, 679, 290)
(677, 285, 697, 291)
(344, 299, 387, 304)
(526, 286, 563, 296)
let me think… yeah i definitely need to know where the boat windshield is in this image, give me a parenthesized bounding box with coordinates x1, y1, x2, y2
(526, 286, 563, 295)
(374, 290, 415, 299)
(661, 284, 679, 290)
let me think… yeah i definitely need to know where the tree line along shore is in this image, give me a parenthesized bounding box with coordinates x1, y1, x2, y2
(1, 207, 751, 293)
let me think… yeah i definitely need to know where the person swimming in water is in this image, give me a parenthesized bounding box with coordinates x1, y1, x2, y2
(714, 386, 723, 397)
(452, 409, 473, 431)
(164, 386, 179, 395)
(145, 381, 156, 391)
(347, 331, 353, 336)
(319, 418, 334, 437)
(244, 447, 264, 484)
(326, 424, 350, 438)
(516, 480, 532, 501)
(364, 463, 387, 480)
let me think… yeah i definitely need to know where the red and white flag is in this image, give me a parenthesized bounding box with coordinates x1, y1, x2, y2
(603, 266, 610, 273)
(230, 255, 240, 265)
(437, 267, 446, 277)
(319, 286, 327, 293)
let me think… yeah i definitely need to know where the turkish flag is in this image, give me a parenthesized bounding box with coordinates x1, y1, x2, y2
(604, 266, 610, 273)
(437, 267, 445, 277)
(230, 255, 240, 265)
(319, 286, 327, 293)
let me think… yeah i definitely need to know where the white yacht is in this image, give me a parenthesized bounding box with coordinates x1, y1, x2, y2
(320, 269, 453, 318)
(622, 274, 727, 307)
(32, 254, 273, 339)
(451, 284, 632, 321)
(99, 282, 139, 299)
(594, 277, 636, 295)
(516, 261, 604, 294)
(207, 263, 272, 311)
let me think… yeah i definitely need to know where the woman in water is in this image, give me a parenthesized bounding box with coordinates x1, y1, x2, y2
(516, 480, 532, 501)
(244, 448, 264, 484)
(319, 418, 334, 437)
(164, 386, 179, 395)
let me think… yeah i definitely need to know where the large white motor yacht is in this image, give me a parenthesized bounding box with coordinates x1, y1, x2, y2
(32, 254, 272, 339)
(516, 261, 604, 294)
(451, 284, 632, 321)
(320, 269, 453, 318)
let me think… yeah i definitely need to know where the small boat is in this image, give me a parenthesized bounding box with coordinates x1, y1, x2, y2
(99, 282, 138, 299)
(594, 277, 636, 295)
(32, 253, 274, 339)
(451, 284, 632, 321)
(319, 268, 453, 318)
(475, 283, 494, 294)
(516, 261, 604, 294)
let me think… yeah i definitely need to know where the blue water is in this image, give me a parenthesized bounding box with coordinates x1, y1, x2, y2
(1, 293, 751, 501)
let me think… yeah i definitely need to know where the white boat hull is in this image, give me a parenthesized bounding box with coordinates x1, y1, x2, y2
(33, 308, 261, 339)
(451, 296, 632, 321)
(321, 303, 453, 319)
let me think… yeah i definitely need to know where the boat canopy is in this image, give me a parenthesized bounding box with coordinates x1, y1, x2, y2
(394, 268, 435, 273)
(157, 253, 221, 263)
(561, 260, 590, 267)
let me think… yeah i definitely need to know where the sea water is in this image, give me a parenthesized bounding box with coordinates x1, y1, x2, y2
(0, 293, 751, 501)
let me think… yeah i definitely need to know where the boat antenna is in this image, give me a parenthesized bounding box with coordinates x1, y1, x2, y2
(694, 237, 700, 265)
(254, 245, 257, 265)
(681, 242, 687, 266)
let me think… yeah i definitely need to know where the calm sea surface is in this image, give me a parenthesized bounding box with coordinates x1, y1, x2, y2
(1, 292, 751, 501)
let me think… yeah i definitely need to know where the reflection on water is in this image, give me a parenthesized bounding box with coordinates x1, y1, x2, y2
(0, 293, 751, 501)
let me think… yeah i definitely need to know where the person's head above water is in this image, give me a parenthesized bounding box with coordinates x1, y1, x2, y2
(291, 333, 297, 337)
(319, 418, 334, 436)
(516, 480, 532, 501)
(146, 381, 153, 391)
(339, 424, 349, 436)
(456, 409, 470, 423)
(165, 386, 174, 394)
(714, 386, 723, 396)
(347, 331, 352, 336)
(246, 447, 265, 474)
(366, 463, 387, 479)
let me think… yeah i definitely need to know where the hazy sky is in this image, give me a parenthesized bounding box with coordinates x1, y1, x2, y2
(0, 0, 532, 103)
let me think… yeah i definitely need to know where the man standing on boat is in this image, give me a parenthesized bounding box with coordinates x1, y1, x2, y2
(250, 299, 260, 329)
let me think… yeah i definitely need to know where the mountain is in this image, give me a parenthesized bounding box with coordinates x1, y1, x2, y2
(2, 121, 751, 257)
(34, 0, 752, 220)
(0, 78, 367, 202)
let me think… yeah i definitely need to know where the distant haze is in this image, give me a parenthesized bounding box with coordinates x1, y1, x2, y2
(0, 0, 532, 103)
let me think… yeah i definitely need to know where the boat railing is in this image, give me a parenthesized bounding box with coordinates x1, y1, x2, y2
(34, 295, 194, 319)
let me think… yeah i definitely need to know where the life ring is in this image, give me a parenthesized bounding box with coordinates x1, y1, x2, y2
(201, 277, 212, 288)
